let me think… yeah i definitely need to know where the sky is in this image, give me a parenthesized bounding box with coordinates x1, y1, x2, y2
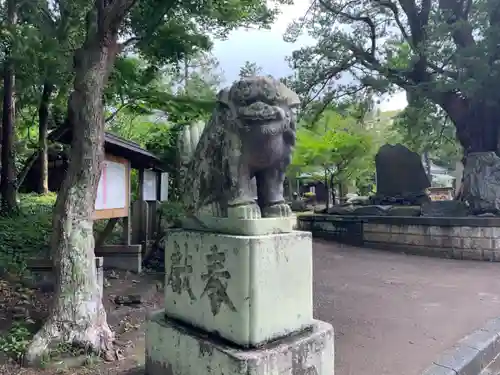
(212, 2, 408, 112)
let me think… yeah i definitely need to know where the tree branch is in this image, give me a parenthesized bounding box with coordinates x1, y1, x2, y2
(372, 0, 410, 42)
(438, 0, 475, 48)
(427, 61, 459, 79)
(318, 0, 435, 92)
(121, 1, 178, 49)
(105, 102, 131, 123)
(96, 0, 138, 43)
(318, 0, 377, 56)
(301, 57, 356, 107)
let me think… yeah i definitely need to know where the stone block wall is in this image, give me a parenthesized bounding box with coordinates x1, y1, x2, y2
(297, 215, 500, 262)
(364, 223, 500, 261)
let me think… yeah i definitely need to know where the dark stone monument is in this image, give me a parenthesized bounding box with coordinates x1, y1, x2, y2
(371, 144, 431, 206)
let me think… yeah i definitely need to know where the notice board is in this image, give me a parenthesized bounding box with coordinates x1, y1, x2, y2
(94, 155, 130, 219)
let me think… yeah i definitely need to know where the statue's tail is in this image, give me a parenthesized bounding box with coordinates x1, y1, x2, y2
(177, 120, 206, 183)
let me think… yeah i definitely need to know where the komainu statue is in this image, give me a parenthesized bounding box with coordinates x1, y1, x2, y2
(179, 76, 299, 229)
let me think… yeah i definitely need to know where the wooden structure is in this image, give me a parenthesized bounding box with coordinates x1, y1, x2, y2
(54, 130, 168, 272)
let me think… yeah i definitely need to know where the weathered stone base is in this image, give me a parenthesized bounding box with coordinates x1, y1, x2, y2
(181, 214, 297, 235)
(145, 312, 335, 375)
(163, 230, 313, 347)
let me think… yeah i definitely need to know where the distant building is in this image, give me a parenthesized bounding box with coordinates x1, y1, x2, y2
(425, 160, 456, 188)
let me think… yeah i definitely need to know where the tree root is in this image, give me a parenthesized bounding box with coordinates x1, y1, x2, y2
(24, 312, 114, 367)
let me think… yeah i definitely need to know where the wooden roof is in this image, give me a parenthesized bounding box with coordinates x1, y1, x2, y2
(48, 127, 165, 172)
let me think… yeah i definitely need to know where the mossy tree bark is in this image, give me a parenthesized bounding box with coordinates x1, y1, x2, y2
(24, 0, 136, 365)
(0, 0, 18, 214)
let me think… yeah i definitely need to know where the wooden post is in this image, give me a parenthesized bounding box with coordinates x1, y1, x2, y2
(95, 218, 118, 249)
(131, 199, 149, 249)
(156, 171, 161, 201)
(143, 201, 156, 258)
(138, 168, 144, 202)
(122, 161, 132, 245)
(131, 168, 145, 246)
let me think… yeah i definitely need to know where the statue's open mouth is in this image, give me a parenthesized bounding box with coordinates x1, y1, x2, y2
(237, 101, 283, 123)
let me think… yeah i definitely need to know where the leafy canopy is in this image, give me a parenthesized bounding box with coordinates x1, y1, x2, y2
(291, 110, 373, 186)
(286, 0, 500, 152)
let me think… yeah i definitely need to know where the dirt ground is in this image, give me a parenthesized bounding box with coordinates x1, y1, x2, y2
(0, 268, 164, 375)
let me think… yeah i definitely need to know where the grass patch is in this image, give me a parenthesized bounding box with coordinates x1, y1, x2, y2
(0, 193, 56, 261)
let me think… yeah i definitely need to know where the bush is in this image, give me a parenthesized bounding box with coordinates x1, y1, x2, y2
(158, 201, 186, 229)
(0, 193, 122, 271)
(0, 193, 56, 260)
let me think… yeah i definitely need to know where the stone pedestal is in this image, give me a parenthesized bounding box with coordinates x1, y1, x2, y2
(146, 228, 335, 375)
(163, 229, 313, 347)
(145, 313, 335, 375)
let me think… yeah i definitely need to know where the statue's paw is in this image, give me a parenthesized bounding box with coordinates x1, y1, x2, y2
(262, 203, 293, 218)
(228, 203, 262, 219)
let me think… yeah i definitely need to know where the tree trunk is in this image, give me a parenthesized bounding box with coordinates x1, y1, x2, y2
(440, 96, 500, 213)
(329, 171, 336, 204)
(440, 93, 498, 154)
(24, 9, 123, 364)
(0, 0, 18, 214)
(423, 150, 431, 179)
(324, 168, 330, 209)
(37, 82, 53, 194)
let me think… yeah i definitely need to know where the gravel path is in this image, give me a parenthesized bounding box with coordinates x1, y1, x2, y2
(313, 240, 500, 375)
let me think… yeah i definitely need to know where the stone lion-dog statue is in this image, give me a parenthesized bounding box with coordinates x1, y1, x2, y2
(179, 76, 300, 232)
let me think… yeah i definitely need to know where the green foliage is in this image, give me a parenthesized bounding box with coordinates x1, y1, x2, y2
(0, 321, 33, 361)
(174, 52, 226, 98)
(129, 0, 283, 65)
(144, 123, 186, 201)
(239, 61, 263, 78)
(5, 0, 281, 194)
(158, 201, 186, 228)
(291, 110, 374, 191)
(285, 0, 500, 152)
(0, 193, 56, 262)
(392, 96, 462, 169)
(0, 194, 123, 274)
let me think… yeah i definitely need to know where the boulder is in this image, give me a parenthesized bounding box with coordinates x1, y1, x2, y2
(374, 144, 430, 205)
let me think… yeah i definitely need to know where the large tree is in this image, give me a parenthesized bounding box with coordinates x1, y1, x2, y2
(23, 0, 290, 365)
(1, 0, 19, 213)
(288, 0, 500, 151)
(24, 0, 137, 364)
(287, 0, 500, 207)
